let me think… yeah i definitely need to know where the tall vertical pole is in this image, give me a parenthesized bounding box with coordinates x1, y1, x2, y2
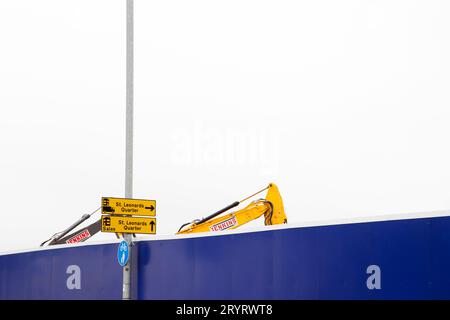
(123, 0, 134, 300)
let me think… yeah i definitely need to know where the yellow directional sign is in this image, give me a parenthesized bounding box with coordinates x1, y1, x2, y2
(101, 197, 156, 216)
(101, 216, 156, 234)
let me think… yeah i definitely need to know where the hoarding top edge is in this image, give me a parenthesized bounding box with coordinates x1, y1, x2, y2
(2, 209, 450, 257)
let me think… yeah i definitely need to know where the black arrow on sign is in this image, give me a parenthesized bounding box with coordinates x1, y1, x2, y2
(145, 205, 155, 211)
(150, 221, 155, 232)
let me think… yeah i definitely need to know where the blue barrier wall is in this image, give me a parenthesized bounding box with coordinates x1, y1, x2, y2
(0, 243, 122, 299)
(1, 215, 450, 299)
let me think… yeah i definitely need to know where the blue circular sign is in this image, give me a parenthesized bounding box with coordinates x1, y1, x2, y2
(117, 240, 129, 267)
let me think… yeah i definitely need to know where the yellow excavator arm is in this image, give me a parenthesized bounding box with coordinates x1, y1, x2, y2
(176, 183, 287, 234)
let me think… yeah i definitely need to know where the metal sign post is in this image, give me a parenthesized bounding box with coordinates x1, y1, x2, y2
(123, 0, 134, 300)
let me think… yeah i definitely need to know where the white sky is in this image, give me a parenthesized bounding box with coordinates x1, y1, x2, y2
(1, 0, 450, 253)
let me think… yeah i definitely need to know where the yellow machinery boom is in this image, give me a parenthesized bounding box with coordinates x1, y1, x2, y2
(177, 183, 287, 234)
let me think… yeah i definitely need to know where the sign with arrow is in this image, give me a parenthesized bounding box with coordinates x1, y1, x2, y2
(101, 197, 156, 216)
(102, 215, 156, 234)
